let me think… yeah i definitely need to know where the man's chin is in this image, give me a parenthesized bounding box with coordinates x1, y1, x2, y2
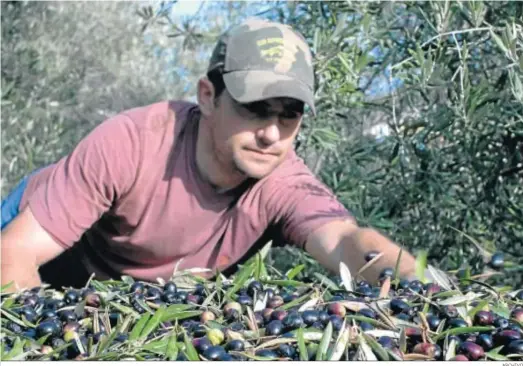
(234, 160, 276, 180)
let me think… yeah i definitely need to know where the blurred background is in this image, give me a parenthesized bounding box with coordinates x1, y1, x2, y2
(1, 1, 522, 287)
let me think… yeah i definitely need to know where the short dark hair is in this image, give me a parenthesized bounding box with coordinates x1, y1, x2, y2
(206, 66, 226, 104)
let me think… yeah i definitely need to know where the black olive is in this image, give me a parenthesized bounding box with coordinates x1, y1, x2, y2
(278, 344, 296, 358)
(266, 320, 284, 336)
(237, 295, 253, 306)
(283, 293, 298, 303)
(378, 336, 394, 349)
(488, 252, 504, 270)
(503, 340, 523, 356)
(228, 322, 245, 332)
(37, 321, 61, 338)
(395, 313, 410, 322)
(318, 311, 330, 323)
(253, 312, 264, 326)
(163, 281, 177, 293)
(175, 291, 188, 302)
(6, 322, 23, 334)
(193, 337, 212, 353)
(409, 282, 424, 294)
(145, 287, 161, 300)
(390, 298, 410, 314)
(217, 353, 234, 361)
(311, 321, 324, 330)
(176, 353, 188, 361)
(364, 250, 381, 262)
(17, 307, 37, 323)
(360, 322, 374, 331)
(426, 315, 441, 331)
(203, 345, 226, 360)
(301, 310, 320, 326)
(115, 333, 128, 342)
(476, 334, 494, 351)
(255, 349, 278, 359)
(161, 291, 176, 304)
(130, 282, 145, 294)
(192, 324, 207, 338)
(225, 339, 245, 352)
(22, 328, 36, 339)
(63, 290, 80, 305)
(23, 294, 39, 307)
(448, 318, 468, 329)
(514, 290, 523, 301)
(442, 305, 459, 319)
(193, 283, 205, 296)
(357, 286, 374, 297)
(358, 308, 376, 319)
(247, 281, 264, 297)
(379, 267, 394, 279)
(59, 310, 78, 323)
(397, 279, 410, 290)
(329, 315, 343, 331)
(283, 313, 304, 330)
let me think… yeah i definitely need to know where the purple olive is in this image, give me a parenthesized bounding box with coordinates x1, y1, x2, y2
(494, 330, 521, 347)
(511, 308, 523, 323)
(457, 341, 485, 361)
(193, 337, 212, 354)
(474, 311, 494, 326)
(237, 295, 253, 306)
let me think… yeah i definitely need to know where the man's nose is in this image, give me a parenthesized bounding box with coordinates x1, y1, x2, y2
(257, 121, 280, 145)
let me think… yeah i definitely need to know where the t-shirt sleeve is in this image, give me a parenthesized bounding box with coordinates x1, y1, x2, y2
(264, 172, 355, 250)
(26, 113, 142, 248)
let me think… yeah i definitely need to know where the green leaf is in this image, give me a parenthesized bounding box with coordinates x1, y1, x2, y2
(281, 292, 314, 311)
(393, 247, 403, 287)
(313, 273, 340, 291)
(226, 263, 254, 299)
(435, 326, 494, 341)
(263, 279, 307, 288)
(345, 315, 392, 330)
(3, 337, 24, 360)
(490, 303, 511, 319)
(161, 310, 202, 323)
(316, 321, 333, 360)
(166, 333, 179, 361)
(0, 281, 14, 293)
(486, 346, 509, 361)
(286, 264, 305, 280)
(363, 333, 390, 360)
(139, 305, 166, 340)
(109, 301, 140, 318)
(0, 309, 30, 328)
(97, 324, 122, 356)
(468, 299, 489, 318)
(183, 332, 200, 361)
(297, 328, 309, 361)
(415, 250, 428, 283)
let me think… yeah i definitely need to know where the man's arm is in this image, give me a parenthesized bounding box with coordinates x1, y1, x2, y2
(1, 206, 65, 290)
(305, 219, 416, 285)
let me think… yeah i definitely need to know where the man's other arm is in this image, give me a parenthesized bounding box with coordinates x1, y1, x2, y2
(305, 219, 417, 285)
(1, 206, 65, 290)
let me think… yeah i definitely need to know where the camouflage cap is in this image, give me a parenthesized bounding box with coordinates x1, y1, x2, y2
(208, 17, 316, 116)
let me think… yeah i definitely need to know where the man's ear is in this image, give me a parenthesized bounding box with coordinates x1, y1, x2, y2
(197, 77, 216, 117)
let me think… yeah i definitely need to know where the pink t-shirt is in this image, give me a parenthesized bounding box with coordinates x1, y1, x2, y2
(20, 101, 353, 281)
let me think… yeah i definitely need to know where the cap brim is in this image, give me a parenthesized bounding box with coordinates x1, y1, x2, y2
(223, 70, 316, 116)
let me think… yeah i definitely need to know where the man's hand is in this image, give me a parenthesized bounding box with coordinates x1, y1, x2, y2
(1, 206, 65, 291)
(305, 219, 416, 285)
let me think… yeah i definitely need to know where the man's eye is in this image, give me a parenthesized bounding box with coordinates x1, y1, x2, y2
(280, 111, 299, 119)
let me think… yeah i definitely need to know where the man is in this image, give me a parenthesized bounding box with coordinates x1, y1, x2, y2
(1, 18, 417, 291)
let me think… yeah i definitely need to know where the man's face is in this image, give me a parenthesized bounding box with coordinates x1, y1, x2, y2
(208, 90, 304, 180)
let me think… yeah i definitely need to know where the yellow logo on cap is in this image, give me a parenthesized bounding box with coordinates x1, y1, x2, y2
(257, 37, 296, 73)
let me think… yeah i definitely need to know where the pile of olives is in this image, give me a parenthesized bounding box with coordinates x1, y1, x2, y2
(1, 260, 522, 361)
